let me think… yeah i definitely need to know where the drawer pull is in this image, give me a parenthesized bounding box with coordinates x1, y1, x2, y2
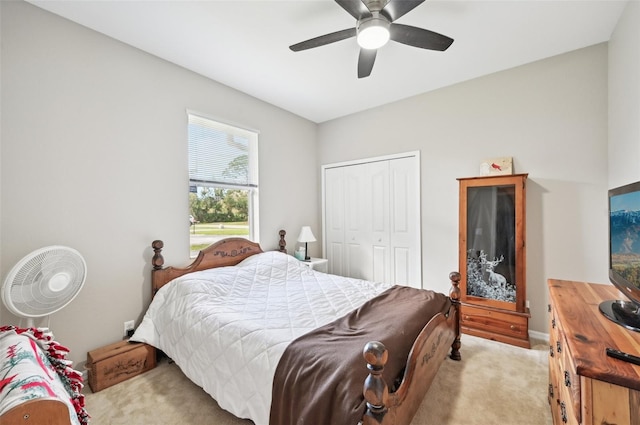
(564, 371, 571, 387)
(560, 401, 568, 423)
(510, 324, 516, 330)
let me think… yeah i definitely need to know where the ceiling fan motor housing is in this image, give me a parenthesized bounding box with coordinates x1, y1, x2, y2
(357, 12, 391, 49)
(365, 0, 390, 13)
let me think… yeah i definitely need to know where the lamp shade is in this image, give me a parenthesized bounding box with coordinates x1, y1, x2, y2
(297, 226, 316, 243)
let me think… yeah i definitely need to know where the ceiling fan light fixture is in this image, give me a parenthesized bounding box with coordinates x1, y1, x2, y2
(357, 14, 390, 50)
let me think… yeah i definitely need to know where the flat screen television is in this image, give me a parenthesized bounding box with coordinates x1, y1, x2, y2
(599, 180, 640, 332)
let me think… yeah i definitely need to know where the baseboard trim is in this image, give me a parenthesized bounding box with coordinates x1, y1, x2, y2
(529, 329, 548, 343)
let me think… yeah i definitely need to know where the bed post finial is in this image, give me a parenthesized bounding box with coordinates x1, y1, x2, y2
(152, 240, 165, 270)
(362, 340, 389, 425)
(448, 271, 462, 361)
(278, 229, 287, 253)
(449, 271, 461, 302)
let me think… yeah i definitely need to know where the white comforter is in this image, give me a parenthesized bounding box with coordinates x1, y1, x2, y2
(131, 251, 393, 425)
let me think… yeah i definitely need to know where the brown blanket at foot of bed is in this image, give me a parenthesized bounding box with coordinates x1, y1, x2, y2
(269, 285, 450, 425)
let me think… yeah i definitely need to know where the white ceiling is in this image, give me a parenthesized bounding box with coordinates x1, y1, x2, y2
(28, 0, 628, 123)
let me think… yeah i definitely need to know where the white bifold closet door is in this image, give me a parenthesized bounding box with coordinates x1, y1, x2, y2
(323, 153, 421, 289)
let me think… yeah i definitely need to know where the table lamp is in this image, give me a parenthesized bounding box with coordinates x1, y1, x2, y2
(297, 226, 316, 261)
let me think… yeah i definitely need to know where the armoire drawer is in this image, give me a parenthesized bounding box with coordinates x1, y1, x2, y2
(461, 303, 529, 339)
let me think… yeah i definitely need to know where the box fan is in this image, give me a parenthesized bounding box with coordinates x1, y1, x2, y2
(2, 246, 87, 327)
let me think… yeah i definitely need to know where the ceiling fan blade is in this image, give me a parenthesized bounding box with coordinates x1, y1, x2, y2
(381, 0, 425, 22)
(357, 48, 377, 78)
(335, 0, 371, 20)
(389, 23, 453, 51)
(290, 28, 357, 52)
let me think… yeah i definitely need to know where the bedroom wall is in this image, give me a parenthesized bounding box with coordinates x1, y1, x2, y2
(317, 44, 610, 337)
(0, 1, 318, 365)
(608, 0, 640, 188)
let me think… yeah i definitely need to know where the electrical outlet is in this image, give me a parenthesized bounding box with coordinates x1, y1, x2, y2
(123, 320, 135, 337)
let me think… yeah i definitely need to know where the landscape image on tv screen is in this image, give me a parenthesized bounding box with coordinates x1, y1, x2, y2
(610, 189, 640, 290)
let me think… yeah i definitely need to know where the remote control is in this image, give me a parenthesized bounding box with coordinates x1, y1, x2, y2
(606, 348, 640, 366)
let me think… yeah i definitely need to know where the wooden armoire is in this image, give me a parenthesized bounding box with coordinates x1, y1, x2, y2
(458, 173, 530, 348)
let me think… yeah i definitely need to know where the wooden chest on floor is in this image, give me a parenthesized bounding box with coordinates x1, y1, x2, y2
(87, 340, 156, 392)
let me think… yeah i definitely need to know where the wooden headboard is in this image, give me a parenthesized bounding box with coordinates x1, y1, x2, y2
(151, 238, 264, 295)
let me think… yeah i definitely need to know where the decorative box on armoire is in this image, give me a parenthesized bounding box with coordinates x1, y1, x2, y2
(458, 173, 530, 348)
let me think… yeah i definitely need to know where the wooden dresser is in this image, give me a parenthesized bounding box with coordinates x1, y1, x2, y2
(548, 279, 640, 425)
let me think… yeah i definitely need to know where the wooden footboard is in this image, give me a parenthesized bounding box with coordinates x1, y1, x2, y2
(361, 272, 461, 425)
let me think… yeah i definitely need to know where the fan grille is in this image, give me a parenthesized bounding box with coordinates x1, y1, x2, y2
(4, 246, 86, 318)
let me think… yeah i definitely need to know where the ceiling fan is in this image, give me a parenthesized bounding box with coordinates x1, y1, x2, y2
(289, 0, 454, 78)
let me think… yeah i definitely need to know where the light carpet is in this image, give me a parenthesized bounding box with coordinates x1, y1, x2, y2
(84, 334, 552, 425)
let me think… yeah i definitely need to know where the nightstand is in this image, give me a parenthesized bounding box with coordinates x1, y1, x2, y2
(300, 257, 328, 273)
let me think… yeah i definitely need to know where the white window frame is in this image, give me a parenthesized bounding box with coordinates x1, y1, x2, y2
(187, 111, 259, 249)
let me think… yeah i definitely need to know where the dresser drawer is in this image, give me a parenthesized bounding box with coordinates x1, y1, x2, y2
(548, 303, 580, 425)
(555, 381, 580, 425)
(557, 335, 581, 424)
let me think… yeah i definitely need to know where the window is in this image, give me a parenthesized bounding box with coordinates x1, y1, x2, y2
(188, 112, 259, 256)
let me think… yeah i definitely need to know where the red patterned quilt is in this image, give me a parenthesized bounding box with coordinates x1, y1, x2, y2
(0, 326, 88, 424)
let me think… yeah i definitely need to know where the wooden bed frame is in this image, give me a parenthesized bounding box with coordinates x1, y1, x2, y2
(150, 237, 461, 425)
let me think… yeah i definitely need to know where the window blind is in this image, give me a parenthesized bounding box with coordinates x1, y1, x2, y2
(188, 113, 258, 188)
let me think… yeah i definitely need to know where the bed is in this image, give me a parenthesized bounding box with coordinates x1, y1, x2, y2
(0, 326, 89, 425)
(132, 237, 461, 425)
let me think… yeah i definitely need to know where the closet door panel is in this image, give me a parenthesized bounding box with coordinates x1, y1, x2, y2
(324, 167, 345, 276)
(389, 157, 421, 288)
(344, 165, 371, 279)
(393, 247, 410, 286)
(323, 154, 420, 287)
(370, 162, 389, 234)
(346, 242, 365, 279)
(369, 161, 390, 283)
(328, 242, 344, 276)
(372, 245, 388, 283)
